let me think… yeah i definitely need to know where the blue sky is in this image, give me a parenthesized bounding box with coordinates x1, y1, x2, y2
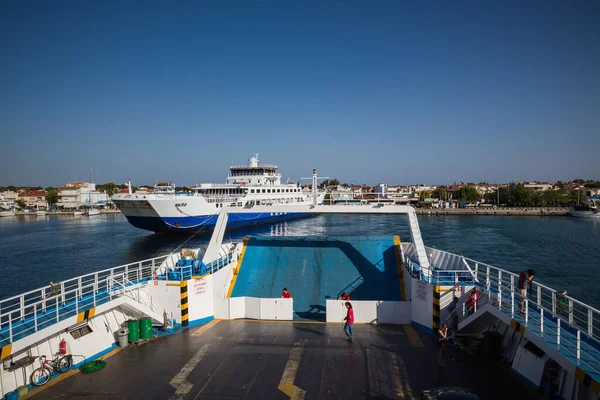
(1, 1, 599, 187)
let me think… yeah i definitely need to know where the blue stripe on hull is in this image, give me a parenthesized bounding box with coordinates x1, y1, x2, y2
(123, 212, 311, 233)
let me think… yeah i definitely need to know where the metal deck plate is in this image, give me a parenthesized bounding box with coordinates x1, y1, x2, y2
(32, 321, 541, 400)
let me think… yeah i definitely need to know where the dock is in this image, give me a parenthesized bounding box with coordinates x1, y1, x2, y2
(415, 208, 569, 216)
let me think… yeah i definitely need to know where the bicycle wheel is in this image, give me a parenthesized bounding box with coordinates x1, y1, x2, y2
(31, 366, 52, 386)
(58, 356, 72, 373)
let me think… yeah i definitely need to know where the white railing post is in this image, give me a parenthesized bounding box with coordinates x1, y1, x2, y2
(55, 296, 59, 322)
(138, 262, 143, 282)
(540, 308, 544, 337)
(588, 309, 593, 336)
(462, 302, 466, 318)
(8, 312, 13, 342)
(20, 296, 24, 321)
(576, 330, 581, 361)
(536, 285, 541, 308)
(78, 277, 82, 299)
(125, 264, 129, 282)
(94, 273, 98, 307)
(525, 299, 528, 324)
(498, 270, 502, 310)
(510, 275, 515, 317)
(61, 282, 66, 305)
(474, 263, 478, 281)
(75, 288, 78, 316)
(557, 319, 561, 350)
(485, 267, 491, 299)
(568, 299, 574, 325)
(34, 303, 38, 332)
(552, 292, 556, 315)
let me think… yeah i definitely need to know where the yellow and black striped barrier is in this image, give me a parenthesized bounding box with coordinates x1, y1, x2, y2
(76, 307, 96, 323)
(575, 366, 600, 395)
(433, 286, 441, 333)
(180, 281, 189, 327)
(509, 319, 526, 336)
(0, 343, 12, 359)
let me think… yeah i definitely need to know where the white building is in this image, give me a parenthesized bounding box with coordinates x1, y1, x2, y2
(57, 182, 108, 209)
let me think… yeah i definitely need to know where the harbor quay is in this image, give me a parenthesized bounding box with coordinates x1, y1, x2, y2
(415, 207, 570, 216)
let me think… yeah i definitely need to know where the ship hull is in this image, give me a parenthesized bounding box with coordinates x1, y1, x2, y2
(123, 212, 311, 233)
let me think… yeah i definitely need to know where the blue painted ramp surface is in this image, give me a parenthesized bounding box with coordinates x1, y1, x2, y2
(231, 236, 402, 320)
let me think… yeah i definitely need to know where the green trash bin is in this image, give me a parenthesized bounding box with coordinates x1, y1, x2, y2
(127, 320, 140, 342)
(139, 317, 152, 339)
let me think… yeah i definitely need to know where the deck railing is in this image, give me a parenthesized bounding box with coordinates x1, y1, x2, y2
(0, 250, 236, 349)
(153, 251, 236, 281)
(401, 242, 600, 378)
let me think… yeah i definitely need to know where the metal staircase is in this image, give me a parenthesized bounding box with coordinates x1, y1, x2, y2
(108, 274, 174, 327)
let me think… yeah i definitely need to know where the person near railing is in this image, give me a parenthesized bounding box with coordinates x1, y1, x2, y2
(517, 269, 536, 314)
(281, 288, 292, 298)
(437, 324, 449, 367)
(339, 292, 350, 301)
(466, 288, 479, 316)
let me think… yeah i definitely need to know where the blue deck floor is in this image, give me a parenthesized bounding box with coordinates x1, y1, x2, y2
(231, 236, 403, 320)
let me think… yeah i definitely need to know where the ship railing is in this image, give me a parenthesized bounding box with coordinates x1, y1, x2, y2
(108, 273, 174, 327)
(399, 247, 476, 286)
(401, 243, 600, 374)
(459, 258, 600, 346)
(0, 254, 171, 348)
(152, 251, 237, 282)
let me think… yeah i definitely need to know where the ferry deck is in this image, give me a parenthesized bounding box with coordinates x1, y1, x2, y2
(1, 203, 599, 400)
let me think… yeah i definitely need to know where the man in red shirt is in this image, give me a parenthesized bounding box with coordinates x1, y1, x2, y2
(343, 302, 354, 343)
(281, 288, 292, 298)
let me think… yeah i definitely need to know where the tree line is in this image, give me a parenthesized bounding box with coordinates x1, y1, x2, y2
(425, 184, 588, 207)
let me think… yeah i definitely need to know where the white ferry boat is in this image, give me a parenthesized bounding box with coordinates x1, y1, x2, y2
(112, 154, 325, 233)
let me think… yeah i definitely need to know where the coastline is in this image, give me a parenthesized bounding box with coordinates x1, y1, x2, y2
(415, 208, 569, 216)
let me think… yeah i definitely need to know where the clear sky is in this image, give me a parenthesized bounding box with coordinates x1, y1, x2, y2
(1, 0, 599, 187)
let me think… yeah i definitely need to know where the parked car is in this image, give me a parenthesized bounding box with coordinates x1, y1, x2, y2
(422, 387, 481, 400)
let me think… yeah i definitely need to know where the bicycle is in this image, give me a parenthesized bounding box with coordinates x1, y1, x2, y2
(30, 354, 73, 386)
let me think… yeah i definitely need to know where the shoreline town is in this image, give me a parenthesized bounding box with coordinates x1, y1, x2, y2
(0, 178, 599, 217)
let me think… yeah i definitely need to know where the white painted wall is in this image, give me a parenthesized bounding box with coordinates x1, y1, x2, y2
(186, 275, 214, 324)
(213, 297, 293, 321)
(229, 297, 246, 319)
(512, 342, 548, 388)
(0, 307, 133, 397)
(411, 279, 433, 330)
(325, 300, 411, 324)
(142, 280, 182, 322)
(213, 297, 230, 319)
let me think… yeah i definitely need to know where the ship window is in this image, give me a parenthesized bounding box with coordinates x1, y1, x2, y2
(262, 189, 266, 193)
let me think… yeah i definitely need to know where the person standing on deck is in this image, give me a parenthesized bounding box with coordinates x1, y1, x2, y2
(281, 288, 292, 298)
(438, 324, 448, 367)
(518, 269, 535, 314)
(343, 302, 354, 343)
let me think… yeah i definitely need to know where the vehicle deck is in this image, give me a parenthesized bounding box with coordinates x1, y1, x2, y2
(29, 320, 541, 400)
